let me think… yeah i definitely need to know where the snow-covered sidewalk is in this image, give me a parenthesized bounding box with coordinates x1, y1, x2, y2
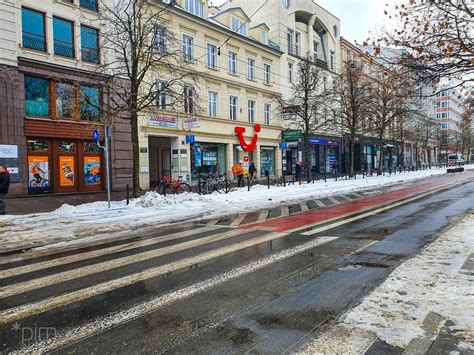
(0, 166, 472, 253)
(297, 211, 474, 354)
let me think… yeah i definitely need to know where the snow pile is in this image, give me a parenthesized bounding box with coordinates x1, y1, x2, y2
(0, 167, 472, 253)
(341, 212, 474, 348)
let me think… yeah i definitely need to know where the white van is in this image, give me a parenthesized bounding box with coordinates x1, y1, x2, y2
(448, 155, 464, 166)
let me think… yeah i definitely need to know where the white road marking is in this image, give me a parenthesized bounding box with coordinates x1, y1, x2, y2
(281, 206, 289, 217)
(257, 210, 269, 222)
(315, 200, 326, 208)
(328, 196, 340, 204)
(230, 214, 246, 227)
(14, 236, 338, 353)
(300, 202, 309, 212)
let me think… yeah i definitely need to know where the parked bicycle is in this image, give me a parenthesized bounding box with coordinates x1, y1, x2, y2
(195, 174, 235, 194)
(157, 175, 191, 195)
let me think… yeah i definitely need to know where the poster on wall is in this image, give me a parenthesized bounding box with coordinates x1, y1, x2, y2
(147, 115, 178, 128)
(84, 156, 101, 186)
(202, 151, 217, 166)
(28, 156, 50, 190)
(194, 144, 202, 167)
(59, 156, 75, 187)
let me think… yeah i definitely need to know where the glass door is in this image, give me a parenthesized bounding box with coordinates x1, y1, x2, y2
(55, 140, 78, 193)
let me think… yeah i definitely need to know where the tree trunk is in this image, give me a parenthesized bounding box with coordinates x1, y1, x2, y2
(130, 110, 141, 197)
(350, 139, 355, 177)
(304, 133, 311, 182)
(377, 136, 383, 175)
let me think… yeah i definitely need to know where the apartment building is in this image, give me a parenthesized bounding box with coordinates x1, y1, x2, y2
(0, 0, 132, 197)
(138, 0, 283, 190)
(219, 0, 341, 176)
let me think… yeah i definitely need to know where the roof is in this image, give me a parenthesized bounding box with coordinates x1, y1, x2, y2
(211, 7, 251, 22)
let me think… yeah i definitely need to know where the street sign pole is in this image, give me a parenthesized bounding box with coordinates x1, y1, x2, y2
(94, 127, 112, 208)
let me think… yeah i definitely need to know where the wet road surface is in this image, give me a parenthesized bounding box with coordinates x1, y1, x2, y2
(0, 172, 473, 354)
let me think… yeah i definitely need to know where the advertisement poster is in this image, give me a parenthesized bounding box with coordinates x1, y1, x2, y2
(202, 151, 217, 166)
(183, 117, 200, 129)
(28, 156, 50, 189)
(147, 115, 178, 128)
(59, 156, 75, 187)
(84, 156, 101, 186)
(194, 144, 202, 167)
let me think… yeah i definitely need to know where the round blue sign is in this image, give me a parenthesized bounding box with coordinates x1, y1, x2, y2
(93, 129, 100, 142)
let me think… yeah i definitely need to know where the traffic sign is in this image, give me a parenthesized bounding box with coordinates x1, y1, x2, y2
(92, 129, 100, 142)
(243, 155, 249, 163)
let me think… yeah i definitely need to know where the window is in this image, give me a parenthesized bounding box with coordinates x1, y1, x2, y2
(22, 8, 46, 52)
(229, 96, 238, 120)
(247, 58, 255, 80)
(263, 64, 271, 84)
(25, 76, 49, 117)
(330, 51, 335, 71)
(313, 41, 318, 61)
(288, 62, 293, 83)
(283, 0, 291, 8)
(264, 103, 271, 125)
(153, 25, 166, 53)
(295, 32, 300, 56)
(185, 0, 204, 17)
(56, 83, 74, 119)
(208, 91, 218, 117)
(184, 87, 194, 114)
(80, 85, 100, 121)
(81, 26, 99, 63)
(333, 25, 338, 37)
(182, 35, 194, 61)
(155, 81, 167, 109)
(248, 100, 256, 123)
(287, 29, 294, 54)
(80, 0, 98, 11)
(207, 43, 217, 69)
(53, 17, 74, 58)
(228, 51, 237, 74)
(231, 17, 247, 36)
(261, 31, 267, 44)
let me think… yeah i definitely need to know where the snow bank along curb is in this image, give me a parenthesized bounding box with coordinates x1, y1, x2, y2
(0, 167, 472, 254)
(298, 211, 474, 353)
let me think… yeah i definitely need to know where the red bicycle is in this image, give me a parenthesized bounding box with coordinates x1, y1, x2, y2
(157, 175, 191, 195)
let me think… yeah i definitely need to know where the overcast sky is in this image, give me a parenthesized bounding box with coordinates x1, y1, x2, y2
(211, 0, 398, 44)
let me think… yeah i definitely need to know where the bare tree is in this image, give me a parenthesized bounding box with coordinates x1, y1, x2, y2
(333, 62, 373, 176)
(368, 67, 417, 174)
(460, 103, 473, 160)
(280, 55, 334, 180)
(369, 0, 473, 91)
(95, 0, 201, 195)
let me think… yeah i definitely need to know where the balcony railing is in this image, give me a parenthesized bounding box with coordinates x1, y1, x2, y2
(54, 39, 74, 58)
(82, 47, 99, 63)
(80, 0, 98, 11)
(23, 32, 46, 52)
(288, 44, 300, 57)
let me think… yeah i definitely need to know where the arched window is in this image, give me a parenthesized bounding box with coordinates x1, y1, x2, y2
(333, 25, 338, 37)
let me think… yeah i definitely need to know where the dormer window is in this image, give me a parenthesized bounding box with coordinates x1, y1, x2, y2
(185, 0, 204, 17)
(231, 17, 247, 36)
(261, 31, 267, 44)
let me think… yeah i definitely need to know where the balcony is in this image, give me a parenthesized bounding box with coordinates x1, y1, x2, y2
(80, 0, 98, 11)
(23, 32, 46, 52)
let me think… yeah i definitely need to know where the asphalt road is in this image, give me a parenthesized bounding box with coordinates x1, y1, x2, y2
(0, 173, 473, 354)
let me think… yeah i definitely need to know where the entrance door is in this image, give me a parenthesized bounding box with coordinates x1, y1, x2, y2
(161, 149, 171, 178)
(55, 140, 79, 193)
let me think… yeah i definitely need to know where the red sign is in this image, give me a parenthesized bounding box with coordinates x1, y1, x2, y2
(243, 156, 249, 162)
(235, 124, 261, 152)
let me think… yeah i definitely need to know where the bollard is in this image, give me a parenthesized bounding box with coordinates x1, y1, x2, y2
(247, 177, 250, 191)
(266, 170, 270, 189)
(225, 178, 229, 194)
(283, 175, 286, 187)
(126, 184, 130, 205)
(198, 177, 201, 195)
(163, 181, 166, 196)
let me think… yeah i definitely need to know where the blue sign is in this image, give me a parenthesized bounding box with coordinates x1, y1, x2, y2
(279, 142, 288, 150)
(186, 135, 195, 144)
(92, 129, 100, 142)
(308, 138, 340, 146)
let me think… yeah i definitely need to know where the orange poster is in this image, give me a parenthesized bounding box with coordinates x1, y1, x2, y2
(59, 156, 75, 187)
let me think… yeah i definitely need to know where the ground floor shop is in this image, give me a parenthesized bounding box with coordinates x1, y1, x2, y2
(139, 116, 282, 190)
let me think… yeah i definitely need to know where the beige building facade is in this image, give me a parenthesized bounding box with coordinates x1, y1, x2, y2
(138, 0, 283, 190)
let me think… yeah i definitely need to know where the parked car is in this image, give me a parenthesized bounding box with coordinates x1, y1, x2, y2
(448, 154, 464, 166)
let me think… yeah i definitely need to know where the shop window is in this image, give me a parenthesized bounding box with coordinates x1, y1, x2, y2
(260, 146, 275, 176)
(81, 25, 100, 63)
(53, 17, 74, 58)
(22, 8, 46, 52)
(83, 141, 101, 153)
(27, 139, 49, 152)
(80, 85, 100, 121)
(56, 82, 74, 119)
(25, 76, 50, 117)
(58, 141, 76, 152)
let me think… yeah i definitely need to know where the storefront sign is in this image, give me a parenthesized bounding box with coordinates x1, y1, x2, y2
(185, 135, 195, 144)
(59, 156, 75, 187)
(235, 124, 261, 152)
(183, 117, 200, 129)
(0, 144, 18, 158)
(84, 157, 101, 186)
(279, 142, 288, 150)
(308, 138, 340, 146)
(28, 156, 50, 190)
(282, 130, 302, 140)
(147, 115, 178, 128)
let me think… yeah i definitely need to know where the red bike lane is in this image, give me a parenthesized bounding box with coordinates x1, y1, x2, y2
(244, 173, 471, 233)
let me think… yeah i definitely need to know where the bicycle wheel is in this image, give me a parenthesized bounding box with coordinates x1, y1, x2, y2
(217, 179, 235, 193)
(176, 182, 191, 194)
(194, 181, 207, 194)
(157, 182, 172, 195)
(251, 177, 259, 186)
